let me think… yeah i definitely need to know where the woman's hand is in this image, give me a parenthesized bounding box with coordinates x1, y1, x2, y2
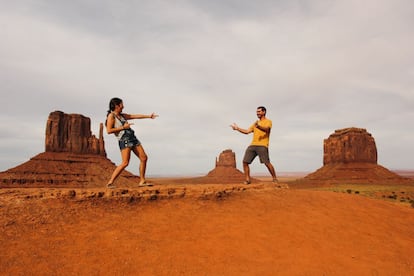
(149, 113, 159, 119)
(123, 122, 134, 129)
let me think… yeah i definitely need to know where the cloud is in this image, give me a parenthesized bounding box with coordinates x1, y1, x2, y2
(1, 0, 413, 176)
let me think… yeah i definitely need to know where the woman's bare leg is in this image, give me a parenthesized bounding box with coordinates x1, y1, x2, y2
(107, 148, 131, 187)
(132, 145, 148, 185)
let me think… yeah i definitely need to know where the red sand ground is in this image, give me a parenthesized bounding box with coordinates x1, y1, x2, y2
(1, 181, 414, 275)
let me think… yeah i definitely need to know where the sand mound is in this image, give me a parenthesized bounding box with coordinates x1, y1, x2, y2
(0, 152, 140, 188)
(293, 163, 414, 188)
(1, 183, 413, 275)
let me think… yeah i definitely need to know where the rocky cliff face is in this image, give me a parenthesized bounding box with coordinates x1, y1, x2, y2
(296, 127, 411, 186)
(323, 128, 377, 165)
(45, 111, 106, 156)
(0, 111, 142, 188)
(215, 149, 237, 168)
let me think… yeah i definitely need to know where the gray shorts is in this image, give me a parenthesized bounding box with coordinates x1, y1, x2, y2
(243, 145, 270, 164)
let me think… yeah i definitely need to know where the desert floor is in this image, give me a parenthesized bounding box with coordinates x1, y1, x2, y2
(1, 179, 414, 275)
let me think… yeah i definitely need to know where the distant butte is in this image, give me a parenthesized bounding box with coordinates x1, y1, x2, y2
(206, 149, 245, 182)
(294, 127, 413, 187)
(164, 149, 252, 184)
(0, 111, 139, 188)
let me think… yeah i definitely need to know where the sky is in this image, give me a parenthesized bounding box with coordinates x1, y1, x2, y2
(1, 0, 413, 177)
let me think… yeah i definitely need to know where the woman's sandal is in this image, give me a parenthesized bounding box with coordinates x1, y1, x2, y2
(106, 183, 116, 189)
(138, 182, 153, 187)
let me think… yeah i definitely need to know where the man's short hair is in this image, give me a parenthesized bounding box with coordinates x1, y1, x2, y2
(257, 106, 267, 113)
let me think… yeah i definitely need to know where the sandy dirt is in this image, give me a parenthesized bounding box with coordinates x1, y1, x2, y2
(1, 182, 414, 275)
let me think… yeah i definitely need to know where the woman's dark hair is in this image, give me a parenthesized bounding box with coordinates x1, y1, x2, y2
(106, 97, 123, 125)
(107, 97, 123, 117)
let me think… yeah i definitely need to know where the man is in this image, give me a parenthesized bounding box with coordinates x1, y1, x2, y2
(231, 106, 278, 184)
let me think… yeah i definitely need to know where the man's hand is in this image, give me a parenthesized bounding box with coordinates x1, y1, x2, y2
(230, 123, 239, 130)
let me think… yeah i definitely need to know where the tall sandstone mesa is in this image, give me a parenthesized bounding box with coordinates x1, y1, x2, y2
(296, 127, 412, 186)
(45, 111, 106, 156)
(323, 127, 377, 165)
(0, 111, 142, 187)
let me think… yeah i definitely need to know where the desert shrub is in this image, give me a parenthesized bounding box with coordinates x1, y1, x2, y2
(388, 194, 397, 200)
(346, 189, 352, 194)
(355, 191, 360, 194)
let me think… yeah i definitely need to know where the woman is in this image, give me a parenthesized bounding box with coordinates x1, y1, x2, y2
(106, 97, 158, 188)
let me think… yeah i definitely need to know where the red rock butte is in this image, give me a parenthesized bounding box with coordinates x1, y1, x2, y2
(206, 149, 245, 181)
(163, 149, 251, 185)
(323, 127, 377, 165)
(0, 111, 139, 188)
(45, 111, 106, 155)
(294, 127, 412, 186)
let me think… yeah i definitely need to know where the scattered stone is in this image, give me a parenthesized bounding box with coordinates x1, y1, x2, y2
(67, 190, 76, 198)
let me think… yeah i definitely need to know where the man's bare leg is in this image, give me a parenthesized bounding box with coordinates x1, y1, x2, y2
(265, 162, 278, 182)
(243, 162, 251, 184)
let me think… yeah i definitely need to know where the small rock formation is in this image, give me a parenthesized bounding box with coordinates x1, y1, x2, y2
(295, 127, 412, 186)
(205, 149, 245, 182)
(45, 111, 106, 156)
(215, 149, 237, 168)
(0, 111, 140, 188)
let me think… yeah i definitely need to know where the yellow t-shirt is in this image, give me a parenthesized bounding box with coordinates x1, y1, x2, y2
(249, 118, 272, 147)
